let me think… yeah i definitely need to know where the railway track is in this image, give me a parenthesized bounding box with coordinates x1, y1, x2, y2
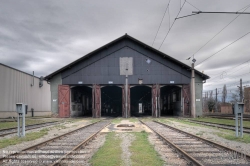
(0, 121, 110, 166)
(187, 119, 250, 134)
(141, 120, 250, 166)
(0, 121, 61, 137)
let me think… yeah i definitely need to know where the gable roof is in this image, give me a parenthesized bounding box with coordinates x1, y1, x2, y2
(44, 34, 209, 80)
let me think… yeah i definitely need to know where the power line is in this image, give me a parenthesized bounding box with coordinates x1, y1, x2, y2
(152, 0, 171, 46)
(226, 62, 250, 75)
(208, 58, 250, 81)
(192, 5, 250, 58)
(186, 0, 201, 11)
(159, 0, 187, 50)
(193, 11, 250, 14)
(196, 31, 250, 65)
(237, 3, 250, 12)
(228, 71, 250, 78)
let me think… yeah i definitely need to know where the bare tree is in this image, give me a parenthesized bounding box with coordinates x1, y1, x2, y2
(207, 90, 215, 112)
(203, 91, 209, 112)
(230, 89, 240, 103)
(221, 84, 227, 103)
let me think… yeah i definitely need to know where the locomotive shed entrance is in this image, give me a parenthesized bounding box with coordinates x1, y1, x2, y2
(45, 34, 209, 118)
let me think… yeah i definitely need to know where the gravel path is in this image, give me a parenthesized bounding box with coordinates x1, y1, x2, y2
(117, 133, 135, 166)
(166, 120, 250, 156)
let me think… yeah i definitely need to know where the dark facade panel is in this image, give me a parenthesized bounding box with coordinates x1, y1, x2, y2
(61, 39, 127, 79)
(62, 46, 192, 85)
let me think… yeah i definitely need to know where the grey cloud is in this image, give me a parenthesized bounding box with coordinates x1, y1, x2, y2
(0, 0, 249, 91)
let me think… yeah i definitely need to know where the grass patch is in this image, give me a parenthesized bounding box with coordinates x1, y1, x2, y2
(129, 118, 138, 123)
(54, 124, 67, 130)
(65, 119, 83, 123)
(112, 118, 122, 124)
(158, 118, 203, 127)
(194, 117, 250, 128)
(0, 128, 49, 149)
(214, 131, 250, 143)
(0, 119, 59, 130)
(91, 132, 122, 166)
(111, 118, 139, 124)
(130, 131, 164, 166)
(196, 131, 205, 136)
(90, 119, 100, 123)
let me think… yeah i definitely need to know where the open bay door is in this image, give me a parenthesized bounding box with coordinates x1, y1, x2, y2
(152, 84, 160, 118)
(92, 84, 101, 118)
(122, 85, 130, 117)
(58, 85, 70, 118)
(183, 84, 191, 116)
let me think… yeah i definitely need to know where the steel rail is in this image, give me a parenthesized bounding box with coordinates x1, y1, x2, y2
(51, 122, 110, 166)
(0, 121, 61, 137)
(0, 121, 101, 164)
(154, 120, 250, 162)
(140, 120, 203, 166)
(187, 119, 250, 133)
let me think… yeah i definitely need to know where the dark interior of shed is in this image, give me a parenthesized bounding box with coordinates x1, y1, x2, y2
(130, 86, 152, 116)
(71, 86, 92, 117)
(101, 86, 122, 117)
(160, 86, 182, 116)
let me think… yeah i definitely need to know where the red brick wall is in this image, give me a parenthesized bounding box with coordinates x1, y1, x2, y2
(220, 103, 233, 114)
(244, 87, 250, 114)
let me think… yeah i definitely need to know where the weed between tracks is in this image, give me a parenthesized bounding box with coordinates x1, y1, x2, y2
(112, 118, 139, 124)
(91, 131, 163, 166)
(130, 131, 163, 166)
(0, 128, 49, 149)
(91, 132, 122, 166)
(54, 124, 67, 130)
(158, 118, 250, 143)
(214, 130, 250, 143)
(193, 117, 250, 128)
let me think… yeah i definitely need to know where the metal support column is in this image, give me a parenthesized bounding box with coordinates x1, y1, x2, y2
(235, 112, 238, 137)
(125, 74, 128, 118)
(22, 112, 25, 136)
(191, 63, 196, 118)
(17, 113, 20, 137)
(240, 78, 243, 102)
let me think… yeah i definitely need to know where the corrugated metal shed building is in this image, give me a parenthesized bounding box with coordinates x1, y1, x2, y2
(0, 63, 51, 118)
(45, 34, 209, 118)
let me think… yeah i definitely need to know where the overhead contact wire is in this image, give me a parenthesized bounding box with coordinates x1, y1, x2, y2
(159, 0, 187, 50)
(193, 5, 250, 59)
(152, 0, 171, 46)
(197, 31, 250, 65)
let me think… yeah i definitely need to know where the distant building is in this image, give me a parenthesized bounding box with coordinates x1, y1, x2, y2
(0, 63, 51, 118)
(44, 34, 209, 118)
(244, 87, 250, 114)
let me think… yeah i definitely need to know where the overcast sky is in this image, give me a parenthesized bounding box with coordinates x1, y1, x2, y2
(0, 0, 250, 95)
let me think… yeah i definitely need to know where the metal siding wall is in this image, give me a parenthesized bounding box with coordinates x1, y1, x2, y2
(0, 64, 51, 117)
(62, 47, 191, 85)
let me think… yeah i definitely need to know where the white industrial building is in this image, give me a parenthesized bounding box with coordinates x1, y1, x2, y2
(0, 63, 51, 118)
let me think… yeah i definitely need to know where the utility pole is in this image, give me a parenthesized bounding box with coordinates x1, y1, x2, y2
(215, 88, 218, 112)
(191, 62, 196, 118)
(240, 78, 243, 102)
